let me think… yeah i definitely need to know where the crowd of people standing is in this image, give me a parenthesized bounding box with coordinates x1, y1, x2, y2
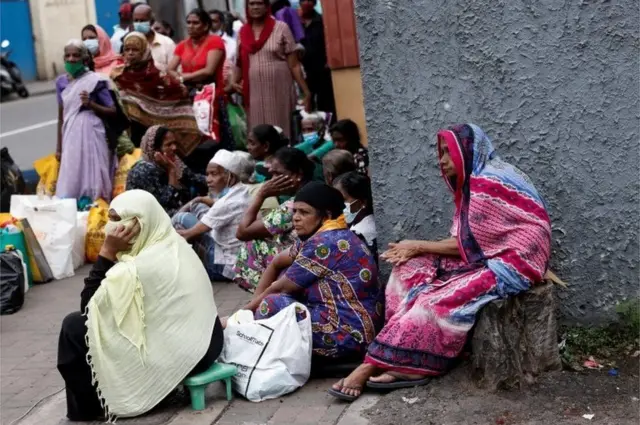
(51, 0, 553, 421)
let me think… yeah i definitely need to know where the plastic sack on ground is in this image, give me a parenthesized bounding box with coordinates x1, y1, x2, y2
(0, 225, 32, 287)
(33, 154, 59, 196)
(112, 149, 142, 198)
(10, 196, 77, 280)
(73, 211, 89, 270)
(227, 103, 247, 150)
(193, 84, 217, 140)
(219, 303, 312, 402)
(85, 199, 109, 263)
(17, 218, 54, 283)
(1, 250, 26, 314)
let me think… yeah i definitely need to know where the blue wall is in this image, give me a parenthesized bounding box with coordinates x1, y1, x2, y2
(0, 0, 37, 81)
(94, 0, 120, 37)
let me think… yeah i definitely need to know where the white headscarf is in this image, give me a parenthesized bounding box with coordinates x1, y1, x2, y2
(85, 190, 217, 418)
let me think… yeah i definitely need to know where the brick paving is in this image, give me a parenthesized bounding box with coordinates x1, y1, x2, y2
(1, 266, 375, 425)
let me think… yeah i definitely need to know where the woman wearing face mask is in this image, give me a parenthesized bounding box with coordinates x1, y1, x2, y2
(55, 39, 116, 201)
(126, 125, 207, 216)
(57, 190, 222, 421)
(112, 32, 198, 149)
(295, 111, 334, 160)
(81, 24, 120, 76)
(234, 147, 315, 293)
(239, 182, 382, 363)
(172, 150, 252, 281)
(333, 171, 378, 260)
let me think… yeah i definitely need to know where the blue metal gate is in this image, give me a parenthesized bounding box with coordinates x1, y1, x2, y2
(0, 0, 37, 81)
(94, 0, 120, 37)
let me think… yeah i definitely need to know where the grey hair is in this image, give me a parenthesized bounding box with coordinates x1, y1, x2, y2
(322, 149, 356, 179)
(64, 39, 90, 60)
(233, 151, 256, 183)
(301, 111, 326, 130)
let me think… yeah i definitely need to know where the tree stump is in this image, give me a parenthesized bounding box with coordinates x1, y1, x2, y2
(470, 283, 562, 390)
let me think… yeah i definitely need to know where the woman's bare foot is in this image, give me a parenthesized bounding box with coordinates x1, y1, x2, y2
(330, 363, 378, 398)
(369, 372, 425, 383)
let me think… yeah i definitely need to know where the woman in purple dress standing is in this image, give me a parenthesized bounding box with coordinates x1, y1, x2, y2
(55, 39, 116, 201)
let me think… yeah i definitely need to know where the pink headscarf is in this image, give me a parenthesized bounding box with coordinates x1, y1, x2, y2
(93, 25, 120, 76)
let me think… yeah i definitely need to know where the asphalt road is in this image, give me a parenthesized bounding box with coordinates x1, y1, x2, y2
(0, 93, 58, 170)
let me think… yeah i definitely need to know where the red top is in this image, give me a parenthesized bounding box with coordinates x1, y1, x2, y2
(175, 35, 226, 91)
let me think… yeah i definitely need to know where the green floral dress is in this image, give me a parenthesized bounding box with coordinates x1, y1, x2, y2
(234, 200, 296, 292)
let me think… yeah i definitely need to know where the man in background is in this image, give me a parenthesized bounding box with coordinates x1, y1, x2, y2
(111, 3, 133, 53)
(133, 4, 176, 72)
(209, 9, 237, 65)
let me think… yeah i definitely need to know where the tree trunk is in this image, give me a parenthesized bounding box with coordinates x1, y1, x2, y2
(470, 283, 562, 390)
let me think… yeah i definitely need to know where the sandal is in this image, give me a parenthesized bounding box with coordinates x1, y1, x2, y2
(366, 376, 431, 390)
(327, 378, 362, 402)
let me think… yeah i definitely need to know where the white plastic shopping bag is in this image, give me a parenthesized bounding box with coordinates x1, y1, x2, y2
(10, 196, 77, 280)
(219, 303, 312, 402)
(73, 211, 89, 270)
(193, 83, 217, 140)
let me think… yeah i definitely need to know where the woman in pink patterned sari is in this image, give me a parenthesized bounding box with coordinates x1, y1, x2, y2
(329, 123, 552, 401)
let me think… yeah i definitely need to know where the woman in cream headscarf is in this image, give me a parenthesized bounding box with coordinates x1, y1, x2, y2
(57, 190, 221, 421)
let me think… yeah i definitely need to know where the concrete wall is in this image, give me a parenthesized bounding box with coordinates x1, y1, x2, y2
(354, 0, 639, 322)
(30, 0, 97, 80)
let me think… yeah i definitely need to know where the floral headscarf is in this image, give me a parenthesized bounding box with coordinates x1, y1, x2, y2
(140, 125, 186, 179)
(123, 32, 152, 65)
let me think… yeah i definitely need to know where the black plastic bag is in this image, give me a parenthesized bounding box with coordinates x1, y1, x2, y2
(1, 250, 25, 315)
(0, 147, 25, 212)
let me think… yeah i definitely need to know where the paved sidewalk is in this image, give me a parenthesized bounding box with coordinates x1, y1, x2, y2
(25, 80, 56, 97)
(1, 266, 376, 425)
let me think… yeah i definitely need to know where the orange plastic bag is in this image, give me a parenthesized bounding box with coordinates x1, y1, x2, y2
(112, 149, 142, 198)
(33, 154, 59, 196)
(85, 199, 109, 263)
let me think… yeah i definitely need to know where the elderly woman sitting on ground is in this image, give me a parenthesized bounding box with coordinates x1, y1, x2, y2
(172, 150, 252, 281)
(57, 190, 222, 421)
(295, 111, 334, 160)
(126, 125, 208, 216)
(238, 182, 383, 361)
(328, 123, 552, 401)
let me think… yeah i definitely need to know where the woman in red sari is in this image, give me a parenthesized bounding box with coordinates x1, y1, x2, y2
(112, 32, 200, 152)
(169, 8, 233, 151)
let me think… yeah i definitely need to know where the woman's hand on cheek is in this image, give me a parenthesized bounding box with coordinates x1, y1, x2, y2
(100, 220, 141, 261)
(258, 175, 296, 199)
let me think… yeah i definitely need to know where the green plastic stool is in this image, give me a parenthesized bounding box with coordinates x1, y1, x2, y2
(183, 362, 237, 410)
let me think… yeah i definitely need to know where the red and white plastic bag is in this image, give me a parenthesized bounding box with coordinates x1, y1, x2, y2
(193, 83, 217, 140)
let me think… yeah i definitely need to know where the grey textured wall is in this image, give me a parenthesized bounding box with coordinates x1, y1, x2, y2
(354, 0, 639, 322)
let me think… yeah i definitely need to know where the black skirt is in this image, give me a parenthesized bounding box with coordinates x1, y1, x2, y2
(57, 312, 223, 421)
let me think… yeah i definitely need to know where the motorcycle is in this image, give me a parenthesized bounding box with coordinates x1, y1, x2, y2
(0, 40, 29, 99)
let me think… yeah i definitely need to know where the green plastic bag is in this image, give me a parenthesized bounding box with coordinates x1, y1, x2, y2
(227, 103, 247, 150)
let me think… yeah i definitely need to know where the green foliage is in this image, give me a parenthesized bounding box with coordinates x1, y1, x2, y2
(560, 297, 639, 368)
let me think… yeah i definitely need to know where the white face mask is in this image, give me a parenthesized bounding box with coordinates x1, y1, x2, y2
(83, 39, 99, 55)
(343, 200, 362, 225)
